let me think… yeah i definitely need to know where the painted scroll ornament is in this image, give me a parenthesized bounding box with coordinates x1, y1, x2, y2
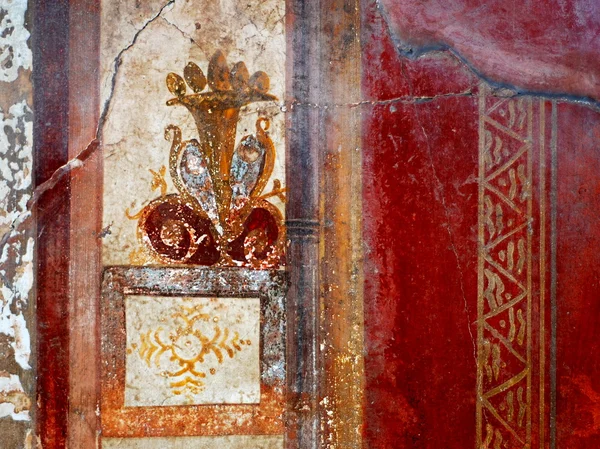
(130, 51, 285, 268)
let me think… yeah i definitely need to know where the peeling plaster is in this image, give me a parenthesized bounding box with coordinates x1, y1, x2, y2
(0, 0, 31, 83)
(0, 101, 33, 418)
(0, 0, 33, 428)
(0, 372, 30, 420)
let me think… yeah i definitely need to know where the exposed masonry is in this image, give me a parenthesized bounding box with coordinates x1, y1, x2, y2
(0, 0, 33, 425)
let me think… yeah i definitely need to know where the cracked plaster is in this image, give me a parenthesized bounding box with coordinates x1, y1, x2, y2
(377, 0, 600, 102)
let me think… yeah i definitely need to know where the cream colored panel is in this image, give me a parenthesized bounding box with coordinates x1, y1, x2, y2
(125, 296, 260, 406)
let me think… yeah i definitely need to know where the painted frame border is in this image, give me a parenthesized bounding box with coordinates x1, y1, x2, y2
(100, 267, 287, 438)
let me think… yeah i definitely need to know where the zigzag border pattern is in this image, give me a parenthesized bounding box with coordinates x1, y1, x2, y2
(477, 85, 534, 449)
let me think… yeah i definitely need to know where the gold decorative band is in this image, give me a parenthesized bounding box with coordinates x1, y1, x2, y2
(477, 85, 535, 448)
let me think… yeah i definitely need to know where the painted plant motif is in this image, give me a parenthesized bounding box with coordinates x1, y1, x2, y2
(129, 50, 285, 268)
(133, 302, 250, 399)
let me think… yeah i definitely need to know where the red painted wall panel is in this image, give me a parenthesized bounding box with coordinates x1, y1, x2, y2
(362, 4, 481, 446)
(362, 1, 600, 447)
(377, 0, 600, 99)
(556, 103, 600, 448)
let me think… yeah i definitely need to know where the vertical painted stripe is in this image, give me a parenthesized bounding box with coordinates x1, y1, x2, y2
(549, 101, 558, 449)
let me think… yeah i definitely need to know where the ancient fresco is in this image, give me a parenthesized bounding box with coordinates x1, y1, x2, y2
(125, 295, 261, 406)
(101, 0, 286, 268)
(126, 51, 285, 268)
(14, 0, 599, 447)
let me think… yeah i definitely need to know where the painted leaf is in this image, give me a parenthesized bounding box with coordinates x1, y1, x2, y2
(249, 71, 270, 93)
(166, 72, 186, 97)
(231, 61, 250, 91)
(183, 62, 207, 93)
(207, 50, 231, 91)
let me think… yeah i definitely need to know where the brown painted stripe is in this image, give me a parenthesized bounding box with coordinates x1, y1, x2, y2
(285, 1, 322, 447)
(32, 1, 71, 447)
(320, 0, 364, 447)
(67, 0, 102, 447)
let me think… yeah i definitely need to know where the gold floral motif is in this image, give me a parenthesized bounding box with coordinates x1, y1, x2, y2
(133, 303, 248, 398)
(128, 50, 285, 268)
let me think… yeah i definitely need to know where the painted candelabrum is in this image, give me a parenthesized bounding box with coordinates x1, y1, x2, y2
(132, 51, 285, 267)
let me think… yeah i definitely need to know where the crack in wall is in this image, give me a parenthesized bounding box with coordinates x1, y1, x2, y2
(374, 0, 600, 109)
(399, 61, 479, 367)
(0, 0, 177, 258)
(161, 15, 202, 49)
(98, 0, 176, 143)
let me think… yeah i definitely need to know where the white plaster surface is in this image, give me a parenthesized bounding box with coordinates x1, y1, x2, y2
(0, 373, 28, 420)
(125, 296, 261, 406)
